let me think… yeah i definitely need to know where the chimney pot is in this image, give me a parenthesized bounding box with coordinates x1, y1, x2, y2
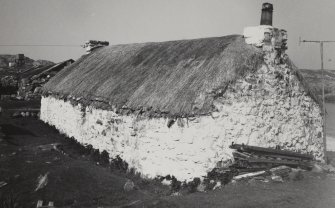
(260, 3, 273, 26)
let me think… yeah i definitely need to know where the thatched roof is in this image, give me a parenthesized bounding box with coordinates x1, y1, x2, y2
(43, 35, 264, 117)
(30, 59, 74, 81)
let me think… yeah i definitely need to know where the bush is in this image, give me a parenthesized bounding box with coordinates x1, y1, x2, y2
(100, 150, 110, 166)
(91, 149, 101, 162)
(170, 176, 181, 192)
(187, 177, 201, 193)
(110, 155, 128, 172)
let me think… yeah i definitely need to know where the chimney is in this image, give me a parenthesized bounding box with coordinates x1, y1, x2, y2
(83, 40, 109, 54)
(15, 54, 25, 66)
(260, 3, 273, 26)
(243, 3, 288, 64)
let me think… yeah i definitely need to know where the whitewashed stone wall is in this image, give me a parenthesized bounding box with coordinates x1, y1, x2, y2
(243, 25, 274, 47)
(40, 60, 324, 182)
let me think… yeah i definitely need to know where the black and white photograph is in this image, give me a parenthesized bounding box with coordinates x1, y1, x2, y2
(1, 0, 335, 207)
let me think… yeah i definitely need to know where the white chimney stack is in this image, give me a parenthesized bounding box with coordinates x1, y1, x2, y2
(243, 3, 288, 64)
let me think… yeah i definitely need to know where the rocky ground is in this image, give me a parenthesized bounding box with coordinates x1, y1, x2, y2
(1, 101, 335, 208)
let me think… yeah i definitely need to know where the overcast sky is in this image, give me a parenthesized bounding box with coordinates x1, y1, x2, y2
(0, 0, 335, 69)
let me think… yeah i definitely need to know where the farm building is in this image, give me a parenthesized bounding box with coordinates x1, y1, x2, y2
(40, 4, 324, 181)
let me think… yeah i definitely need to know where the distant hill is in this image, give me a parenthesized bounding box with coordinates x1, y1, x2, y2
(0, 54, 56, 96)
(299, 69, 335, 102)
(33, 59, 55, 67)
(0, 55, 73, 99)
(0, 54, 34, 68)
(0, 54, 54, 76)
(0, 54, 54, 69)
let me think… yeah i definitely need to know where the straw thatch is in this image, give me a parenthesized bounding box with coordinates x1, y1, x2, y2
(43, 35, 264, 117)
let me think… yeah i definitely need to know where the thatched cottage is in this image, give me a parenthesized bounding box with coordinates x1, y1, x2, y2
(40, 4, 324, 181)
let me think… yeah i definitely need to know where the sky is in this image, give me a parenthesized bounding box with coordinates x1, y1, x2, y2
(0, 0, 335, 69)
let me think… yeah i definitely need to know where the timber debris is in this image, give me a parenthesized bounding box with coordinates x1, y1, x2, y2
(207, 143, 316, 185)
(229, 142, 314, 173)
(35, 172, 49, 192)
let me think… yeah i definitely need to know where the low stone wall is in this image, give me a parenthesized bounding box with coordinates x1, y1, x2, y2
(40, 61, 324, 182)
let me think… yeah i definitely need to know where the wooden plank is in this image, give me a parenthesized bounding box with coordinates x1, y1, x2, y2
(258, 153, 306, 161)
(230, 143, 313, 160)
(233, 170, 267, 180)
(245, 158, 312, 170)
(232, 151, 251, 159)
(247, 158, 300, 165)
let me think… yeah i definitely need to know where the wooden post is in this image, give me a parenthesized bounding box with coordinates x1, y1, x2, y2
(299, 39, 335, 161)
(320, 42, 327, 161)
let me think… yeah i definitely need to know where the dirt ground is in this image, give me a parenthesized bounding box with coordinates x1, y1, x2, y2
(1, 100, 335, 208)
